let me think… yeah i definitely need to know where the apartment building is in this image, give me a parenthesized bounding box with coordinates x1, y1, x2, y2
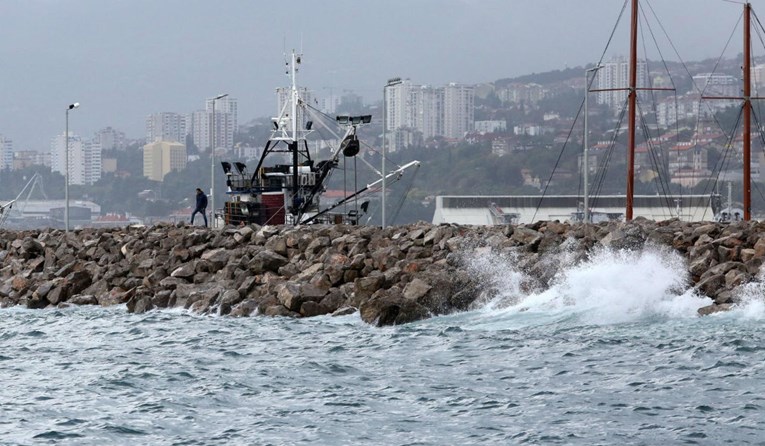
(0, 135, 12, 170)
(185, 96, 238, 153)
(95, 126, 127, 151)
(50, 133, 102, 185)
(596, 56, 648, 110)
(143, 140, 187, 182)
(384, 80, 475, 151)
(146, 112, 188, 144)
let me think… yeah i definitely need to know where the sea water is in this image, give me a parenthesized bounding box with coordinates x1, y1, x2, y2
(2, 247, 765, 445)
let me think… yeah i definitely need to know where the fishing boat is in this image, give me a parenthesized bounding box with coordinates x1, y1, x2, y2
(219, 51, 420, 226)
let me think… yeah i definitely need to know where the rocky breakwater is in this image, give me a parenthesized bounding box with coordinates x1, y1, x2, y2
(0, 218, 763, 325)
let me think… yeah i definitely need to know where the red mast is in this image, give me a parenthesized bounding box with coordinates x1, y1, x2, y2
(626, 0, 639, 220)
(743, 2, 752, 220)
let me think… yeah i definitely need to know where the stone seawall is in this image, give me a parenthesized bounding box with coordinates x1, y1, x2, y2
(1, 218, 762, 325)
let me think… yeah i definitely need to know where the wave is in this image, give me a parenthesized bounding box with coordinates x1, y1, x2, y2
(461, 244, 714, 328)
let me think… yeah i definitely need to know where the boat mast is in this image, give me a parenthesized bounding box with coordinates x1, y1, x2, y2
(702, 3, 757, 220)
(290, 51, 300, 216)
(626, 0, 638, 221)
(743, 2, 752, 220)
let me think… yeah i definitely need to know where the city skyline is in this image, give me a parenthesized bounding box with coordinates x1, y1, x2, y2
(0, 0, 757, 151)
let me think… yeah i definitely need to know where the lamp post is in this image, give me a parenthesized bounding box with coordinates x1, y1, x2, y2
(65, 102, 80, 232)
(584, 65, 602, 224)
(382, 77, 402, 229)
(210, 93, 228, 228)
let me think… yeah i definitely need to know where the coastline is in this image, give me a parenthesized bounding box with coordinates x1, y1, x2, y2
(1, 219, 760, 324)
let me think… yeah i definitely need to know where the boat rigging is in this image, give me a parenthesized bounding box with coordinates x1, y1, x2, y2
(219, 51, 420, 226)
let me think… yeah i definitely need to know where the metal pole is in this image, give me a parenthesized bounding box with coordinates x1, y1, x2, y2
(65, 109, 69, 232)
(64, 102, 79, 231)
(382, 78, 402, 229)
(382, 85, 386, 229)
(584, 70, 589, 225)
(211, 99, 215, 228)
(209, 93, 229, 228)
(584, 65, 602, 224)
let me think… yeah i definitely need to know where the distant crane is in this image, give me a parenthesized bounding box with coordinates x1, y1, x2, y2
(0, 173, 48, 229)
(0, 199, 16, 228)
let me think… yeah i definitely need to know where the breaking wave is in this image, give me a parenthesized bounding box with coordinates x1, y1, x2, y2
(462, 244, 714, 328)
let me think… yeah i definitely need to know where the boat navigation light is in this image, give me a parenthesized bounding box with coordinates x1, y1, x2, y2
(306, 120, 313, 130)
(68, 102, 79, 110)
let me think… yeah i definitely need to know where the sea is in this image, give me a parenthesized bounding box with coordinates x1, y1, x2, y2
(2, 247, 765, 446)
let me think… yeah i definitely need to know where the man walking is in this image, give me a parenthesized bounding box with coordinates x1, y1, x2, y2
(191, 188, 208, 227)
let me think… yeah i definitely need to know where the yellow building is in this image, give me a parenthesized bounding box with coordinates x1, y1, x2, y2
(143, 140, 187, 182)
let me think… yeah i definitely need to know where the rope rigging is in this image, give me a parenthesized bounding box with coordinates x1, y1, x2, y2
(591, 98, 629, 211)
(299, 100, 419, 224)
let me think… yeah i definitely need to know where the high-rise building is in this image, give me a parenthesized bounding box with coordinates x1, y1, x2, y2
(190, 110, 209, 153)
(146, 112, 188, 144)
(50, 133, 102, 185)
(0, 135, 12, 171)
(205, 96, 237, 151)
(384, 80, 474, 151)
(383, 80, 413, 135)
(596, 56, 648, 109)
(143, 140, 187, 182)
(414, 85, 444, 140)
(95, 127, 127, 151)
(443, 83, 475, 139)
(188, 97, 238, 153)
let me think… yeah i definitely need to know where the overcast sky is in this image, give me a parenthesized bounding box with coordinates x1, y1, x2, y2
(0, 0, 758, 150)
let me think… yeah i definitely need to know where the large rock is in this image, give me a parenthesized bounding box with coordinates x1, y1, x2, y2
(359, 289, 430, 327)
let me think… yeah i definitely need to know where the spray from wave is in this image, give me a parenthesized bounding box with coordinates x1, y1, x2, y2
(719, 267, 765, 320)
(463, 243, 712, 326)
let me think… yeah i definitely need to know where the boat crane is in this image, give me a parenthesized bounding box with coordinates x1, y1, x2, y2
(0, 173, 48, 229)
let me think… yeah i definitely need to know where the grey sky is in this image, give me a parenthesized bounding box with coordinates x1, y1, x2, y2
(0, 0, 756, 151)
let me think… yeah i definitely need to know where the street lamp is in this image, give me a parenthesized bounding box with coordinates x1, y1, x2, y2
(382, 77, 402, 229)
(65, 102, 80, 232)
(584, 65, 602, 224)
(210, 93, 228, 228)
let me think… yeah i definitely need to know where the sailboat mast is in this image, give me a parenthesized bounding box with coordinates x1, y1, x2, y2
(626, 0, 639, 221)
(743, 2, 752, 220)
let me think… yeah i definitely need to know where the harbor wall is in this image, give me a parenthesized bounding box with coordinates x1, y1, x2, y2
(0, 219, 761, 325)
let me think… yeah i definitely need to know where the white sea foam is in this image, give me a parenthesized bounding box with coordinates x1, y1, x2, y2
(721, 276, 765, 320)
(465, 244, 712, 326)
